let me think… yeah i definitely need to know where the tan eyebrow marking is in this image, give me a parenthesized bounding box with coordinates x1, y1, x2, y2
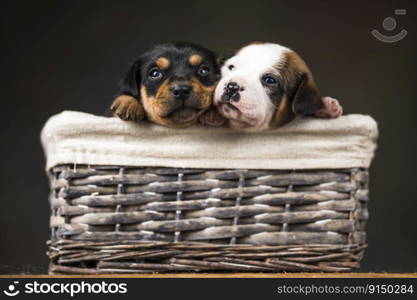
(156, 57, 170, 69)
(189, 54, 203, 66)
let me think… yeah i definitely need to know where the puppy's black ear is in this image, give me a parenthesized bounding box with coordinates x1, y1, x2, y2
(290, 72, 324, 116)
(216, 54, 229, 68)
(211, 53, 225, 80)
(119, 59, 142, 98)
(111, 59, 145, 121)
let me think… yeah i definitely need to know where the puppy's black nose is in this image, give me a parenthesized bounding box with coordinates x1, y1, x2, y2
(171, 85, 192, 100)
(226, 82, 240, 94)
(222, 81, 241, 102)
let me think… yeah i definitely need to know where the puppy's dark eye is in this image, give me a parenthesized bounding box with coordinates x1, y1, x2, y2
(148, 68, 162, 80)
(197, 65, 210, 76)
(228, 65, 235, 70)
(262, 75, 278, 85)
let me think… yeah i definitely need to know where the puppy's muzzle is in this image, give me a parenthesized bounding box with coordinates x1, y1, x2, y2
(170, 84, 192, 101)
(221, 81, 242, 102)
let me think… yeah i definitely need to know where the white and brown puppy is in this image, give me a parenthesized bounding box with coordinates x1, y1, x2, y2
(202, 43, 342, 131)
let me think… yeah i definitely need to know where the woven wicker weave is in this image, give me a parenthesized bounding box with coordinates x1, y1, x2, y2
(48, 165, 369, 274)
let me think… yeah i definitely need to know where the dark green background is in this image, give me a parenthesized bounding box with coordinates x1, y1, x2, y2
(1, 0, 416, 273)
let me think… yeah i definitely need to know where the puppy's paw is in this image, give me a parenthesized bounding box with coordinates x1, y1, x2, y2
(199, 108, 227, 127)
(111, 95, 145, 121)
(314, 97, 343, 118)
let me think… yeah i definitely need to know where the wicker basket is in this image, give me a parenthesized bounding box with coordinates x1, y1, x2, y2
(42, 111, 377, 274)
(48, 165, 369, 274)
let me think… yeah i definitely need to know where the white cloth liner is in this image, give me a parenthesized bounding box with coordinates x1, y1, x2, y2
(41, 111, 378, 171)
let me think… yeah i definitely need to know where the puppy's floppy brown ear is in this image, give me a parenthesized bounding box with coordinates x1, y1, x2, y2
(290, 72, 324, 116)
(111, 59, 145, 121)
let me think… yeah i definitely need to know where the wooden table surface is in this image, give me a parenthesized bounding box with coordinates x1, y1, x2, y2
(1, 273, 417, 278)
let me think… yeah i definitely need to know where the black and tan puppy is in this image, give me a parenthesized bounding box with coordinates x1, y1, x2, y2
(111, 43, 221, 128)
